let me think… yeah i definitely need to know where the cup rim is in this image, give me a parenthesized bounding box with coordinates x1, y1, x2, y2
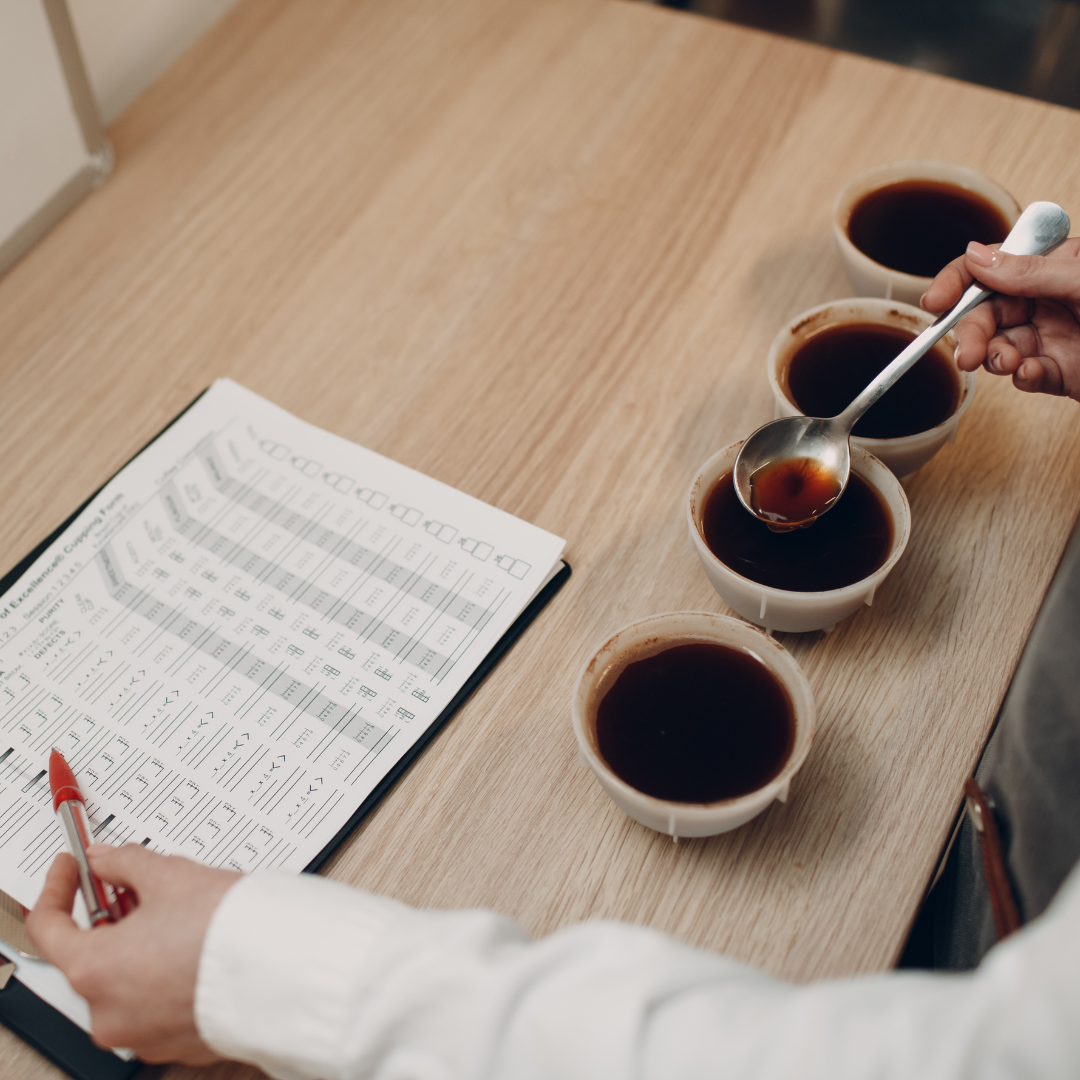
(766, 297, 977, 448)
(571, 611, 815, 817)
(832, 159, 1022, 287)
(686, 440, 911, 600)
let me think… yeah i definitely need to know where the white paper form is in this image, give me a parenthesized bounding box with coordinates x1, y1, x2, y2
(0, 379, 565, 911)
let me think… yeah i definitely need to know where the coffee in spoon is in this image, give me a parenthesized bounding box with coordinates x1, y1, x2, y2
(734, 200, 1071, 530)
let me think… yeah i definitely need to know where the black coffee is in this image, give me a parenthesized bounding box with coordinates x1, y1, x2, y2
(847, 179, 1010, 279)
(749, 455, 842, 527)
(702, 468, 892, 592)
(596, 641, 794, 803)
(786, 322, 959, 440)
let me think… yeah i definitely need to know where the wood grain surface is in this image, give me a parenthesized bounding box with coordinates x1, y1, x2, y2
(4, 0, 1080, 1075)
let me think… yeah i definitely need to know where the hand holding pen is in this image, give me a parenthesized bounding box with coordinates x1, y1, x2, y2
(48, 750, 136, 924)
(26, 761, 240, 1063)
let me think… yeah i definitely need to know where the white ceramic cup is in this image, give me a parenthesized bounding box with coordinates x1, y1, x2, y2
(768, 297, 977, 478)
(571, 611, 815, 838)
(832, 160, 1020, 306)
(687, 441, 911, 633)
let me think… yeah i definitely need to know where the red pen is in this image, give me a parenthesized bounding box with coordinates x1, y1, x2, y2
(48, 750, 135, 924)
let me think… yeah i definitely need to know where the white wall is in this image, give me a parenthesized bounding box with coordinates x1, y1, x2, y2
(0, 0, 88, 245)
(67, 0, 242, 124)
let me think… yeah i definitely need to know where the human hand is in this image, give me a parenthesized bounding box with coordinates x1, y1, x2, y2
(921, 238, 1080, 402)
(25, 845, 239, 1063)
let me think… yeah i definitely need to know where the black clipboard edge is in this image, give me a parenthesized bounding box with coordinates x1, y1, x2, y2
(0, 976, 139, 1080)
(303, 558, 572, 874)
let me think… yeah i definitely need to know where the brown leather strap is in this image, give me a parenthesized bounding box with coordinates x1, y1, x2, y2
(964, 777, 1021, 939)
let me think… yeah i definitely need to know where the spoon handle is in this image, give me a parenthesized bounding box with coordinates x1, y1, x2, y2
(836, 201, 1071, 430)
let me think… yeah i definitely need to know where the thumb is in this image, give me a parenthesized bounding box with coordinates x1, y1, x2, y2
(25, 853, 85, 963)
(964, 242, 1080, 303)
(86, 843, 166, 898)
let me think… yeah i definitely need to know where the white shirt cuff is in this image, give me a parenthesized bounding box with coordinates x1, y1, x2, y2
(195, 870, 421, 1080)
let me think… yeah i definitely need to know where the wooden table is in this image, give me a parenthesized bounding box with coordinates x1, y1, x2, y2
(4, 1, 1080, 1075)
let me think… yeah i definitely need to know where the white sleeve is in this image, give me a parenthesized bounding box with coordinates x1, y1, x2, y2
(195, 862, 1080, 1080)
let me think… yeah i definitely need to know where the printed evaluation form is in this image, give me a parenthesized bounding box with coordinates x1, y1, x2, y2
(0, 379, 565, 922)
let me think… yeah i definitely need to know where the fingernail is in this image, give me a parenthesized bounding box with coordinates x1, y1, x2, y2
(919, 291, 929, 310)
(954, 344, 962, 363)
(988, 351, 1002, 372)
(967, 241, 999, 268)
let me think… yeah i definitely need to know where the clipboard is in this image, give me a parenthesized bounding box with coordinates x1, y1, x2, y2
(0, 390, 571, 1080)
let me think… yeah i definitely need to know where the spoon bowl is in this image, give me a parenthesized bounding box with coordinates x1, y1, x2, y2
(734, 415, 848, 530)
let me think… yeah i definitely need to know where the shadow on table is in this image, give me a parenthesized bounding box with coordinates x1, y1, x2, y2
(649, 0, 1080, 111)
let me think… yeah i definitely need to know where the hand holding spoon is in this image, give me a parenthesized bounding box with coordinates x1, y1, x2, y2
(734, 200, 1071, 529)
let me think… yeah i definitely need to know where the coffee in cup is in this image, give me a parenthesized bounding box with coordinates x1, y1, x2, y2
(700, 467, 892, 593)
(785, 321, 958, 441)
(596, 639, 794, 803)
(687, 442, 911, 633)
(833, 160, 1020, 305)
(767, 298, 978, 478)
(847, 180, 1011, 280)
(571, 612, 815, 837)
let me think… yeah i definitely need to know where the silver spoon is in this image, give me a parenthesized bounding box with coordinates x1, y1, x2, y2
(733, 200, 1071, 529)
